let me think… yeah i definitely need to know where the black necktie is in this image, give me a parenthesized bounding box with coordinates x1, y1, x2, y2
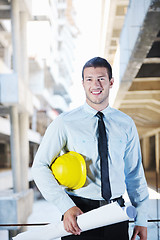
(96, 111, 111, 201)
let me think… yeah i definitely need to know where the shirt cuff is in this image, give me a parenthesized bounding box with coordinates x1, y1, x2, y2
(134, 209, 148, 227)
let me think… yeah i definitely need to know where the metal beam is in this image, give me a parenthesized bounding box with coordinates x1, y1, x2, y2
(122, 99, 160, 105)
(121, 104, 160, 114)
(134, 77, 160, 82)
(143, 58, 160, 64)
(125, 90, 160, 101)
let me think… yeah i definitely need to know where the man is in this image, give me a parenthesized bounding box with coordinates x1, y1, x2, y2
(32, 57, 149, 240)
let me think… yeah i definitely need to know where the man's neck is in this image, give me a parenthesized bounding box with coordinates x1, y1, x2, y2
(86, 102, 109, 112)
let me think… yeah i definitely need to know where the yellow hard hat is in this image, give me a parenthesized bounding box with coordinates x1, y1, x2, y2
(51, 151, 86, 190)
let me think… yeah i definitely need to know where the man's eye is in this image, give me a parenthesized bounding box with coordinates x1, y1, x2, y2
(86, 78, 91, 81)
(99, 78, 105, 81)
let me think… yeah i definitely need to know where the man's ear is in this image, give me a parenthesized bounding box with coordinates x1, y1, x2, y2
(109, 78, 114, 88)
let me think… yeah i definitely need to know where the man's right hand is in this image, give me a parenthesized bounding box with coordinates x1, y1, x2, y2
(63, 206, 83, 235)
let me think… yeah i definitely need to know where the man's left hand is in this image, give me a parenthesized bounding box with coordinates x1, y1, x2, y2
(131, 225, 147, 240)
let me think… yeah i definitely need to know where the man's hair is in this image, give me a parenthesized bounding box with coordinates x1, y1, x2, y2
(82, 57, 112, 80)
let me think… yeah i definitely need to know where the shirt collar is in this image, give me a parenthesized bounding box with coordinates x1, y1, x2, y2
(83, 102, 112, 117)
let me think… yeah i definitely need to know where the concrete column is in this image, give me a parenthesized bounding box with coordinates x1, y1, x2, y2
(4, 47, 12, 69)
(10, 106, 21, 192)
(20, 11, 28, 84)
(142, 137, 150, 170)
(155, 133, 160, 174)
(32, 109, 37, 131)
(11, 0, 20, 74)
(19, 9, 29, 191)
(19, 112, 29, 190)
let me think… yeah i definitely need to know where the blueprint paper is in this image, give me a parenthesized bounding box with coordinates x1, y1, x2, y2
(13, 202, 129, 240)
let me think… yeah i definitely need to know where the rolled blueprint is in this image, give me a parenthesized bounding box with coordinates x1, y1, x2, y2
(13, 202, 136, 240)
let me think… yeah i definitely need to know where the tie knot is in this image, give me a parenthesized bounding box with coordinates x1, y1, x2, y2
(96, 111, 104, 119)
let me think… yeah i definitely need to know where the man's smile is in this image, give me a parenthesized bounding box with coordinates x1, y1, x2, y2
(91, 90, 102, 95)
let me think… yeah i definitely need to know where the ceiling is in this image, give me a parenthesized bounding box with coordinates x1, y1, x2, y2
(101, 0, 160, 138)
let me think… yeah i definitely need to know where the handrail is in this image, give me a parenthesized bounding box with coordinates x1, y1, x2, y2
(0, 219, 160, 227)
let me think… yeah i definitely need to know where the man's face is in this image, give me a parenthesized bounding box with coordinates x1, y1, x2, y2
(82, 67, 114, 111)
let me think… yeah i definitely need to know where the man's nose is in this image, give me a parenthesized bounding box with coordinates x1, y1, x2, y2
(93, 79, 101, 86)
